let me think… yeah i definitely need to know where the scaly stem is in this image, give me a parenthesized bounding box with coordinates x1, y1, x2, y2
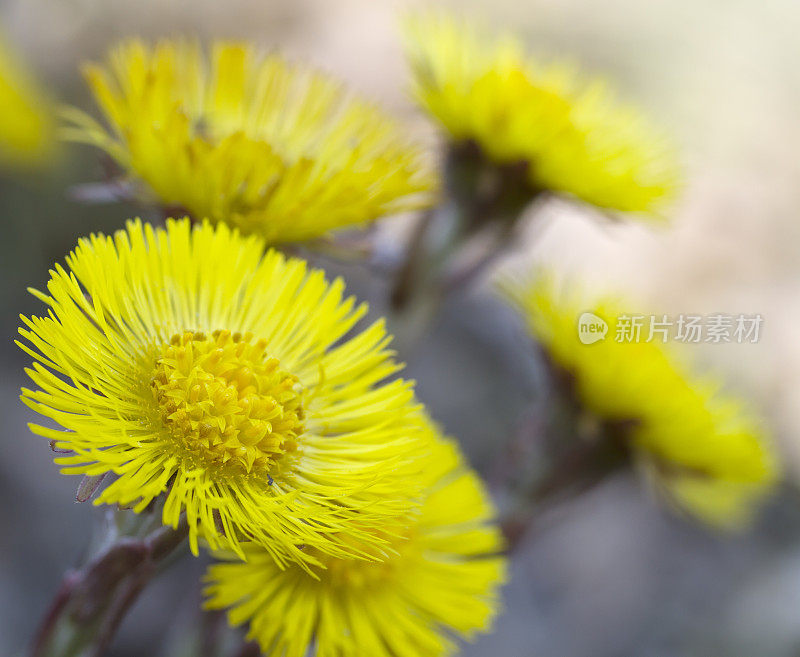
(500, 436, 629, 549)
(30, 514, 189, 657)
(390, 141, 542, 346)
(387, 202, 466, 350)
(497, 352, 632, 550)
(233, 642, 261, 657)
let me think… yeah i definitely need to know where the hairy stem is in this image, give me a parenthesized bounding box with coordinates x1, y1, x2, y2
(500, 436, 628, 550)
(30, 515, 189, 657)
(233, 641, 261, 657)
(497, 353, 631, 550)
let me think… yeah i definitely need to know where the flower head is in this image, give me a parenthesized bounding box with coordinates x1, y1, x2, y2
(63, 40, 434, 243)
(0, 32, 54, 168)
(204, 429, 506, 657)
(504, 276, 776, 527)
(19, 218, 431, 566)
(404, 13, 678, 215)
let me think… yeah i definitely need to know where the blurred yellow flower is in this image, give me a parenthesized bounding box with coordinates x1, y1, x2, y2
(404, 13, 678, 215)
(19, 218, 432, 567)
(205, 430, 506, 657)
(63, 40, 434, 243)
(0, 32, 54, 169)
(504, 276, 776, 528)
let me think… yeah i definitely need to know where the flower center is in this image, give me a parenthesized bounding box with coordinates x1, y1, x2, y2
(151, 330, 303, 475)
(310, 528, 416, 588)
(320, 554, 399, 588)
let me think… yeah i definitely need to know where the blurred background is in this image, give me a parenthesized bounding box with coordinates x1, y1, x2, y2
(3, 0, 800, 655)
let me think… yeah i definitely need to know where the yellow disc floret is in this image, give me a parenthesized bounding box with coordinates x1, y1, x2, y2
(19, 218, 432, 566)
(205, 432, 506, 657)
(403, 12, 678, 215)
(63, 40, 434, 243)
(503, 274, 777, 528)
(152, 330, 303, 476)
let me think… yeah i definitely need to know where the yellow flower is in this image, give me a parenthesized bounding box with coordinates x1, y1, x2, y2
(504, 275, 776, 528)
(18, 218, 431, 567)
(204, 429, 506, 657)
(403, 13, 678, 215)
(0, 32, 54, 168)
(62, 40, 434, 243)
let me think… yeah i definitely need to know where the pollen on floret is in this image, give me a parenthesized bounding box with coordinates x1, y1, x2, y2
(19, 218, 432, 567)
(151, 329, 303, 476)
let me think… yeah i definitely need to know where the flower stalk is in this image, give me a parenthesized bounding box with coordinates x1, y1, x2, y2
(390, 141, 539, 337)
(496, 358, 632, 550)
(30, 512, 189, 657)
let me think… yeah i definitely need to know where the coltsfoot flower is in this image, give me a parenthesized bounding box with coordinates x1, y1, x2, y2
(62, 40, 434, 243)
(404, 13, 678, 215)
(0, 32, 54, 168)
(204, 430, 506, 657)
(504, 276, 776, 528)
(18, 218, 431, 566)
